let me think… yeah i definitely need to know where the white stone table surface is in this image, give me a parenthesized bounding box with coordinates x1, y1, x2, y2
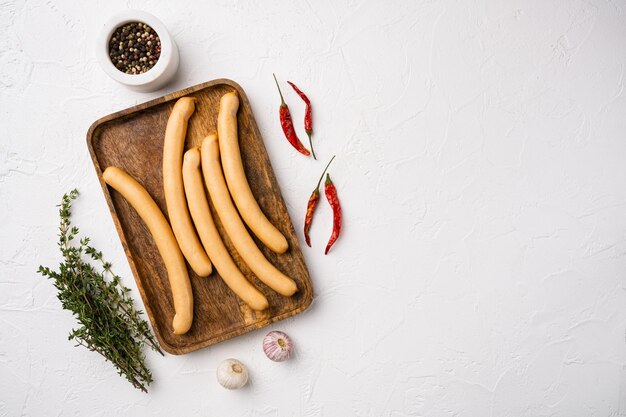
(2, 0, 626, 415)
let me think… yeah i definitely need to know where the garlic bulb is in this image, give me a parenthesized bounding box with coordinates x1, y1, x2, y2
(216, 358, 248, 389)
(263, 330, 293, 362)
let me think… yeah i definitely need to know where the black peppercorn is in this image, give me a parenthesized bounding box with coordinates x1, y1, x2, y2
(108, 22, 161, 74)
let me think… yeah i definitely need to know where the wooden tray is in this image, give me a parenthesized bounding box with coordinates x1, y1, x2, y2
(87, 79, 313, 355)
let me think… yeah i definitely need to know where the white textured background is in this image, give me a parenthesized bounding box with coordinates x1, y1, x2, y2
(2, 0, 626, 415)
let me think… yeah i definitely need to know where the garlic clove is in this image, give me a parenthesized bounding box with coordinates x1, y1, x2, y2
(216, 358, 249, 389)
(263, 330, 294, 362)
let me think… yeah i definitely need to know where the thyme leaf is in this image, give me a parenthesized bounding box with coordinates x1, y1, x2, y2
(38, 189, 163, 392)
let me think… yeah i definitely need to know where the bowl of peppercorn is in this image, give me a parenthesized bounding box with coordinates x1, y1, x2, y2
(97, 10, 179, 92)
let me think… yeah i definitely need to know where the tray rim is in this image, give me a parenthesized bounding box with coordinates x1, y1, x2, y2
(86, 78, 313, 355)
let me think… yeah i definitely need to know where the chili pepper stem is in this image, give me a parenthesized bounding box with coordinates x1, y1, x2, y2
(272, 73, 286, 106)
(314, 155, 335, 191)
(307, 132, 317, 160)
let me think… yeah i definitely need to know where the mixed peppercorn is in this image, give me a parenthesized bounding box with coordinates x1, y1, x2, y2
(108, 22, 161, 74)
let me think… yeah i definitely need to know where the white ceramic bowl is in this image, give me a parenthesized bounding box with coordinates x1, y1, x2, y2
(97, 10, 179, 92)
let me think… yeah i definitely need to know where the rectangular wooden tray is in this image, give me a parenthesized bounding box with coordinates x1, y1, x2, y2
(87, 79, 313, 355)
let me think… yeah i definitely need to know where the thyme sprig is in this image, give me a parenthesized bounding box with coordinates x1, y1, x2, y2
(38, 189, 163, 392)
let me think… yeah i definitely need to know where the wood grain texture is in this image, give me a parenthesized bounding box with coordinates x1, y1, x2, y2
(86, 79, 313, 355)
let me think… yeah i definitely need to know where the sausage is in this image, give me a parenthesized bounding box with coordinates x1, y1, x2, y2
(163, 97, 213, 277)
(218, 92, 288, 254)
(201, 133, 297, 297)
(182, 147, 269, 311)
(103, 166, 193, 335)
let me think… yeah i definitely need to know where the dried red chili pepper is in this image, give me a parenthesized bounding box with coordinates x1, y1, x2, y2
(304, 155, 335, 247)
(272, 74, 310, 157)
(324, 173, 342, 255)
(287, 81, 316, 160)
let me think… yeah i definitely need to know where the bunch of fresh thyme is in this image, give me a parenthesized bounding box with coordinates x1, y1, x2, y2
(38, 189, 163, 392)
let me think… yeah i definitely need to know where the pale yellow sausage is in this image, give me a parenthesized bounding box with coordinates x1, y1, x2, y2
(218, 92, 288, 254)
(103, 166, 193, 335)
(201, 134, 297, 297)
(182, 147, 269, 311)
(163, 97, 213, 277)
